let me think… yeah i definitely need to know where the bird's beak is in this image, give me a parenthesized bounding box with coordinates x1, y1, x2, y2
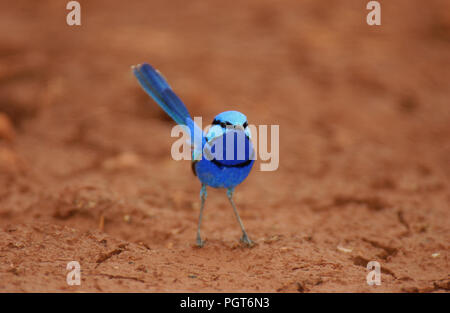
(234, 125, 244, 131)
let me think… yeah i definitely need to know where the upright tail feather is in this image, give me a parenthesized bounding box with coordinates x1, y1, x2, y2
(132, 63, 205, 151)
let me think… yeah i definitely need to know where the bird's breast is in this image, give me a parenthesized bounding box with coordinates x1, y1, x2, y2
(193, 129, 255, 188)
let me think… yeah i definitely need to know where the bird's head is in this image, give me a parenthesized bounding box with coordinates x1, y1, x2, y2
(211, 111, 251, 138)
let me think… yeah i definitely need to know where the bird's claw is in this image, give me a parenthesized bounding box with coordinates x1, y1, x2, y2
(240, 234, 254, 247)
(196, 237, 205, 248)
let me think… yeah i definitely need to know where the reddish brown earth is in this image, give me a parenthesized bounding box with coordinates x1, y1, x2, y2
(0, 0, 449, 292)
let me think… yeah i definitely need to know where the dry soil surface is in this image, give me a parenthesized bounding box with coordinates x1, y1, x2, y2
(0, 0, 449, 292)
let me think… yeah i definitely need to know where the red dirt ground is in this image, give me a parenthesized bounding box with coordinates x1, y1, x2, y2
(0, 0, 449, 292)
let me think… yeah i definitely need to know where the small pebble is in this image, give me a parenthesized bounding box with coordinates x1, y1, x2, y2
(431, 252, 440, 258)
(337, 245, 353, 253)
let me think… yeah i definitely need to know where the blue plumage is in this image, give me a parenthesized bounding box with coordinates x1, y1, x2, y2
(132, 63, 254, 246)
(133, 64, 204, 148)
(195, 125, 255, 188)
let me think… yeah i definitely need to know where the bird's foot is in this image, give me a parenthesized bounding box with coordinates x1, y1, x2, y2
(240, 233, 254, 247)
(196, 237, 205, 248)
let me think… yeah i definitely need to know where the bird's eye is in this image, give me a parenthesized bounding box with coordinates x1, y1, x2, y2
(220, 122, 226, 128)
(243, 121, 248, 128)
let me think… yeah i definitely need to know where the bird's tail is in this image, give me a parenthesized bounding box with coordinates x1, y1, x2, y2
(132, 63, 205, 153)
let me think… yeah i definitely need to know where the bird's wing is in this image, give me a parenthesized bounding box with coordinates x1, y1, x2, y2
(132, 63, 204, 149)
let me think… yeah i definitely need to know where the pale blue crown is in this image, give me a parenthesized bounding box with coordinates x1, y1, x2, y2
(213, 111, 247, 126)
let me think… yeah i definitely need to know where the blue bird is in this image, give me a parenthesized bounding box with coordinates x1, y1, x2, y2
(132, 63, 255, 247)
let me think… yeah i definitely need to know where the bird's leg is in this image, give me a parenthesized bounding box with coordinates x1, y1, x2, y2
(196, 184, 207, 247)
(226, 188, 253, 246)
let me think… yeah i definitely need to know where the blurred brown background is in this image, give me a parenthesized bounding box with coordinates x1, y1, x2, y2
(0, 0, 448, 292)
